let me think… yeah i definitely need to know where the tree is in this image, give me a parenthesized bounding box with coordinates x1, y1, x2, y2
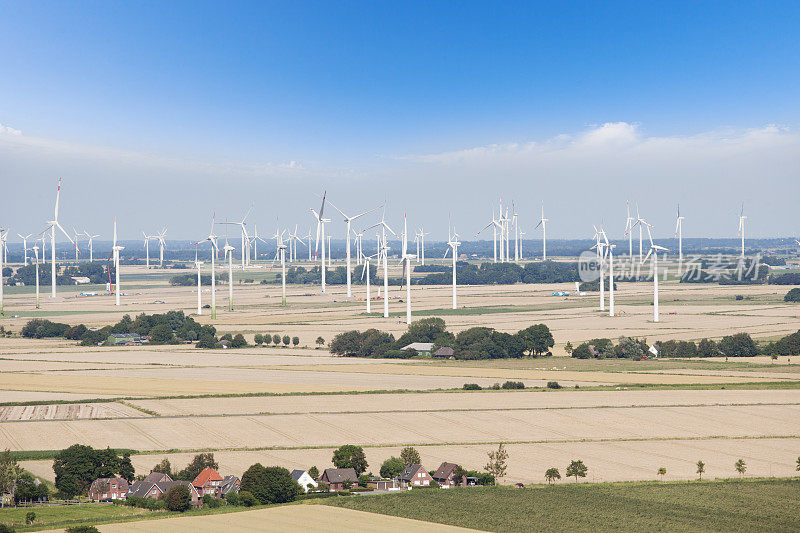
(254, 334, 264, 345)
(784, 288, 800, 302)
(696, 460, 705, 480)
(149, 324, 174, 344)
(196, 334, 218, 349)
(657, 467, 666, 480)
(238, 490, 256, 506)
(241, 463, 300, 504)
(53, 445, 109, 498)
(718, 333, 758, 358)
(164, 484, 192, 512)
(697, 338, 718, 357)
(571, 343, 594, 359)
(308, 466, 319, 480)
(331, 445, 368, 475)
(26, 511, 35, 525)
(16, 472, 49, 503)
(151, 458, 172, 477)
(118, 453, 135, 483)
(272, 334, 281, 345)
(380, 457, 405, 479)
(0, 449, 22, 496)
(175, 453, 218, 481)
(292, 336, 300, 347)
(316, 336, 325, 348)
(566, 460, 587, 482)
(735, 459, 746, 476)
(564, 342, 573, 355)
(484, 443, 509, 480)
(517, 324, 554, 356)
(231, 333, 248, 348)
(545, 467, 560, 484)
(796, 456, 800, 472)
(281, 335, 290, 346)
(400, 447, 421, 467)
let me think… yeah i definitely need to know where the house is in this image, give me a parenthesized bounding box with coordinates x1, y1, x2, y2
(88, 477, 129, 501)
(431, 462, 464, 488)
(128, 479, 200, 506)
(142, 472, 172, 484)
(220, 475, 240, 496)
(192, 467, 224, 498)
(319, 468, 358, 491)
(71, 276, 91, 285)
(400, 342, 434, 356)
(398, 464, 433, 488)
(366, 477, 400, 491)
(290, 470, 318, 492)
(433, 347, 454, 358)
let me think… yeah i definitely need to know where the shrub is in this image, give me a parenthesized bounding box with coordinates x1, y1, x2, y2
(292, 336, 300, 346)
(231, 333, 248, 348)
(501, 381, 525, 389)
(463, 383, 482, 390)
(25, 511, 35, 525)
(238, 490, 256, 506)
(202, 494, 225, 508)
(164, 484, 192, 511)
(224, 490, 240, 506)
(66, 527, 101, 533)
(254, 334, 264, 345)
(785, 288, 800, 302)
(547, 381, 562, 389)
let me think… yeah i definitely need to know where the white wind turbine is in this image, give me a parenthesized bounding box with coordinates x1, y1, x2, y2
(0, 228, 5, 313)
(399, 213, 417, 325)
(46, 179, 78, 298)
(195, 214, 219, 320)
(623, 201, 635, 263)
(360, 251, 378, 314)
(534, 201, 549, 261)
(72, 228, 82, 262)
(142, 231, 154, 268)
(223, 235, 235, 311)
(519, 231, 525, 258)
(112, 218, 124, 306)
(156, 229, 167, 267)
(590, 225, 607, 311)
(223, 207, 252, 270)
(288, 224, 306, 263)
(327, 199, 382, 299)
(17, 233, 32, 266)
(443, 217, 461, 309)
(365, 205, 397, 318)
(194, 246, 204, 315)
(84, 232, 99, 262)
(306, 227, 313, 261)
(251, 224, 261, 263)
(310, 192, 330, 293)
(32, 244, 40, 309)
(40, 234, 46, 265)
(476, 205, 503, 263)
(674, 204, 685, 272)
(271, 238, 288, 306)
(642, 224, 669, 322)
(415, 227, 429, 265)
(607, 239, 616, 318)
(738, 204, 747, 258)
(512, 202, 519, 262)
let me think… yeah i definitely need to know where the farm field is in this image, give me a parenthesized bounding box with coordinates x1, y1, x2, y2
(323, 479, 800, 532)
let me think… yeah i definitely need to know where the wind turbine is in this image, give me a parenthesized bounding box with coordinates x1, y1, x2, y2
(360, 251, 378, 313)
(310, 192, 330, 293)
(194, 246, 204, 315)
(415, 227, 429, 265)
(46, 179, 77, 298)
(399, 213, 417, 325)
(271, 239, 288, 306)
(32, 244, 40, 309)
(534, 201, 549, 261)
(112, 218, 124, 306)
(84, 232, 99, 262)
(444, 217, 461, 309)
(738, 204, 747, 258)
(607, 240, 616, 317)
(642, 224, 669, 322)
(512, 202, 519, 262)
(591, 225, 607, 311)
(223, 235, 235, 311)
(72, 228, 82, 261)
(17, 233, 32, 266)
(327, 200, 382, 299)
(365, 205, 397, 318)
(476, 205, 502, 263)
(674, 205, 685, 272)
(223, 207, 252, 270)
(195, 214, 219, 320)
(156, 229, 167, 267)
(142, 231, 154, 269)
(623, 201, 635, 263)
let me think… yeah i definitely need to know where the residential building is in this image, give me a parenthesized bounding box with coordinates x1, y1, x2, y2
(220, 475, 240, 496)
(192, 467, 224, 498)
(290, 470, 318, 492)
(107, 333, 146, 345)
(88, 477, 129, 501)
(319, 468, 358, 491)
(431, 462, 464, 487)
(399, 464, 433, 487)
(128, 479, 200, 506)
(366, 477, 400, 491)
(400, 342, 434, 356)
(433, 347, 454, 358)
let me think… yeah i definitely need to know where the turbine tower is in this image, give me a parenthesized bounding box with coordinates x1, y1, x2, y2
(674, 205, 685, 273)
(534, 202, 548, 261)
(46, 179, 77, 298)
(0, 228, 5, 314)
(156, 229, 167, 267)
(142, 231, 154, 269)
(195, 214, 219, 319)
(642, 224, 669, 322)
(738, 204, 747, 258)
(112, 218, 124, 306)
(327, 199, 382, 299)
(444, 217, 461, 309)
(17, 233, 32, 266)
(32, 244, 40, 309)
(623, 201, 634, 262)
(223, 236, 235, 311)
(399, 213, 417, 325)
(476, 205, 502, 263)
(360, 251, 379, 314)
(85, 232, 100, 262)
(194, 246, 204, 315)
(310, 192, 329, 293)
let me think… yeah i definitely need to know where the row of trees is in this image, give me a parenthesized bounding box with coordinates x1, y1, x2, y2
(169, 272, 228, 286)
(253, 334, 301, 347)
(567, 332, 773, 359)
(8, 263, 113, 286)
(330, 318, 554, 360)
(416, 261, 581, 286)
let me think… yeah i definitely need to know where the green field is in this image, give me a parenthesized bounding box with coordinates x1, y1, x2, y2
(1, 504, 156, 531)
(323, 479, 800, 532)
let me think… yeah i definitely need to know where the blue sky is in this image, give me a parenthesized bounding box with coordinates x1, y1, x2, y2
(0, 1, 798, 240)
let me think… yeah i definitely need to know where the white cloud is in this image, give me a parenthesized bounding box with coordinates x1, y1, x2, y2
(0, 123, 22, 136)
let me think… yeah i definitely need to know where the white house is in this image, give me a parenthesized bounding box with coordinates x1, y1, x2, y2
(291, 469, 318, 492)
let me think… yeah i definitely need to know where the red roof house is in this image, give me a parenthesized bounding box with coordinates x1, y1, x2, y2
(192, 467, 225, 498)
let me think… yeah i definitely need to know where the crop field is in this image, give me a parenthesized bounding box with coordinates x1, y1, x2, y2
(324, 479, 800, 532)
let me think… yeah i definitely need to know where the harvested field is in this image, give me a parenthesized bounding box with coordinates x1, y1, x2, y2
(129, 388, 800, 416)
(22, 437, 800, 485)
(0, 402, 146, 421)
(5, 404, 799, 452)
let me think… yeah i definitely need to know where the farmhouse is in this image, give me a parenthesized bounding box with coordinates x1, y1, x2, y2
(399, 464, 433, 487)
(220, 475, 241, 496)
(401, 342, 434, 356)
(431, 462, 464, 487)
(88, 477, 129, 501)
(319, 468, 358, 491)
(291, 470, 318, 492)
(128, 479, 200, 505)
(433, 347, 454, 357)
(192, 467, 224, 498)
